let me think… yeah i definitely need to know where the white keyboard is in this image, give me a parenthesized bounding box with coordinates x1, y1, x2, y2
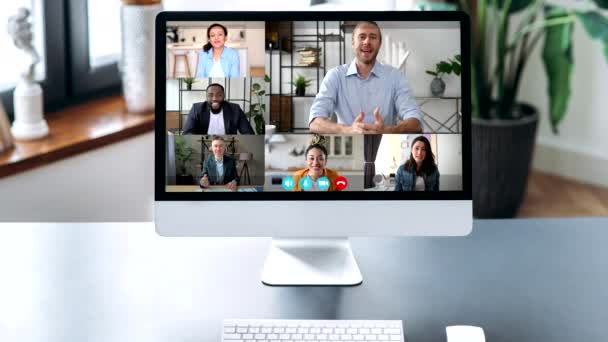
(222, 319, 405, 342)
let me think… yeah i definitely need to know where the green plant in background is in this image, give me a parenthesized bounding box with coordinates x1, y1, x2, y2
(292, 74, 313, 96)
(425, 54, 462, 79)
(182, 77, 196, 90)
(454, 0, 608, 133)
(174, 135, 195, 176)
(247, 74, 270, 135)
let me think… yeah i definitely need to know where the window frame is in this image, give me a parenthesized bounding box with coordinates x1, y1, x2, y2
(66, 0, 121, 98)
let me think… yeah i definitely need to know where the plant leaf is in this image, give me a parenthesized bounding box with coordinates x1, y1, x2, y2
(264, 74, 271, 83)
(542, 10, 574, 134)
(438, 61, 452, 74)
(258, 90, 266, 96)
(495, 0, 533, 13)
(576, 11, 608, 63)
(454, 54, 461, 62)
(591, 0, 608, 9)
(426, 70, 438, 76)
(452, 61, 461, 76)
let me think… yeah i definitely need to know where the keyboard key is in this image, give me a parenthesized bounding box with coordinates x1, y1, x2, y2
(371, 329, 382, 334)
(364, 335, 377, 341)
(274, 328, 286, 333)
(383, 329, 400, 335)
(323, 328, 333, 334)
(255, 334, 266, 339)
(353, 335, 364, 341)
(335, 328, 346, 334)
(310, 328, 321, 334)
(340, 334, 353, 340)
(237, 327, 248, 333)
(287, 328, 298, 333)
(304, 334, 316, 340)
(223, 333, 242, 340)
(347, 328, 358, 334)
(268, 334, 279, 340)
(316, 334, 328, 340)
(243, 334, 254, 339)
(279, 334, 291, 339)
(389, 335, 401, 341)
(378, 335, 389, 340)
(250, 327, 260, 333)
(262, 327, 273, 333)
(292, 334, 303, 340)
(224, 326, 236, 333)
(359, 329, 370, 334)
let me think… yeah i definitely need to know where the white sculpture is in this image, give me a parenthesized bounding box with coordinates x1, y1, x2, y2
(7, 7, 48, 140)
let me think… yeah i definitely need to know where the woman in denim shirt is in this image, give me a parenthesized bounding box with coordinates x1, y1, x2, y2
(195, 23, 240, 78)
(394, 135, 440, 191)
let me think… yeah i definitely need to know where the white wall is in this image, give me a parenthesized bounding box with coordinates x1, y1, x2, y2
(0, 133, 154, 222)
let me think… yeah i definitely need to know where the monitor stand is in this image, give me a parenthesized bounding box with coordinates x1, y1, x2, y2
(261, 238, 363, 286)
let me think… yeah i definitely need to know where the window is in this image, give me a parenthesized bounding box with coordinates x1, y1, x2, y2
(67, 1, 120, 97)
(87, 0, 121, 69)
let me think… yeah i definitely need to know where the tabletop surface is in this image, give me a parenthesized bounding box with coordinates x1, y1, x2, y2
(1, 218, 607, 342)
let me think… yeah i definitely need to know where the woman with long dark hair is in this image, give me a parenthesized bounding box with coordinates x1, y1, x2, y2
(195, 23, 240, 78)
(394, 135, 440, 191)
(292, 135, 342, 192)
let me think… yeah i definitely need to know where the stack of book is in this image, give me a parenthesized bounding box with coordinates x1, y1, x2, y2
(296, 47, 321, 66)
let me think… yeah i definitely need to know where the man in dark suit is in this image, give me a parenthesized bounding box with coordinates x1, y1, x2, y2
(199, 136, 239, 191)
(183, 83, 255, 135)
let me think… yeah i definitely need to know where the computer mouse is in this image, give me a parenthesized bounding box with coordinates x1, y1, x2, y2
(446, 325, 485, 342)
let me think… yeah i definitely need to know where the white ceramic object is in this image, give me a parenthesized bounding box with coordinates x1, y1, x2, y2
(120, 3, 162, 113)
(11, 80, 48, 140)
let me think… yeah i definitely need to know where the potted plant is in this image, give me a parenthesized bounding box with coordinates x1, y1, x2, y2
(182, 77, 196, 90)
(246, 75, 270, 135)
(425, 54, 461, 96)
(174, 135, 196, 185)
(448, 0, 608, 217)
(292, 74, 313, 96)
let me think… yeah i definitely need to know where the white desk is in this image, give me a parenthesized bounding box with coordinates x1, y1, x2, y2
(1, 219, 607, 341)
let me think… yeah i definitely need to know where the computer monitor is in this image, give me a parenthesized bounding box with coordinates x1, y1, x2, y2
(155, 11, 472, 286)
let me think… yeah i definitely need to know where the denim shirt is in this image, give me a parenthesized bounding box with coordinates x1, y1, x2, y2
(195, 46, 240, 78)
(394, 164, 440, 191)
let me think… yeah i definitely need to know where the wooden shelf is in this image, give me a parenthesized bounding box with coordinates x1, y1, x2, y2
(0, 96, 154, 179)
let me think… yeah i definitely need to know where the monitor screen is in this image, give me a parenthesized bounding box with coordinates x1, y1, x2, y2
(156, 12, 471, 202)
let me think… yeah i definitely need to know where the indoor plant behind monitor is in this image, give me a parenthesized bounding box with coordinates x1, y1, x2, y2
(454, 0, 608, 217)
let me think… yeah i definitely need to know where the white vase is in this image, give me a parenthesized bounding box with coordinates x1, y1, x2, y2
(120, 1, 162, 113)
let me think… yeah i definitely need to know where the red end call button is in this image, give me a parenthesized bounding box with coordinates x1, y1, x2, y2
(334, 176, 348, 191)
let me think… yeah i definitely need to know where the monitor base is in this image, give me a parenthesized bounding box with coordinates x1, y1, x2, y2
(261, 238, 363, 286)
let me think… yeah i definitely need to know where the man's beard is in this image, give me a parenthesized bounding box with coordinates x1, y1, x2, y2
(210, 101, 223, 114)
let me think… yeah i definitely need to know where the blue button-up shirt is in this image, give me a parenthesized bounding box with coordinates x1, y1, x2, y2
(309, 59, 421, 127)
(195, 46, 240, 78)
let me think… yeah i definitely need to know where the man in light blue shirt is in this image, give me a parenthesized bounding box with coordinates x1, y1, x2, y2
(309, 21, 422, 134)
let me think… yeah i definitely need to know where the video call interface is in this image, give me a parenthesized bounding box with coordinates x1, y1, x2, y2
(165, 20, 463, 193)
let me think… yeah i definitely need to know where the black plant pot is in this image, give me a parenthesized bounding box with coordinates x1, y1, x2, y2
(176, 174, 194, 185)
(472, 104, 538, 218)
(295, 86, 305, 96)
